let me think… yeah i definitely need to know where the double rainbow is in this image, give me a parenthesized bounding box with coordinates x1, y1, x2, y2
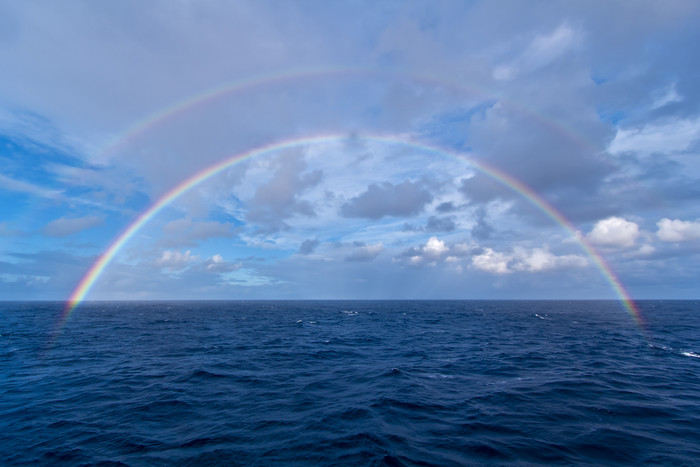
(62, 133, 644, 329)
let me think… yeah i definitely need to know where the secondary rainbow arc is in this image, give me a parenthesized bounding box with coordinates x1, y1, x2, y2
(62, 133, 644, 330)
(98, 66, 596, 165)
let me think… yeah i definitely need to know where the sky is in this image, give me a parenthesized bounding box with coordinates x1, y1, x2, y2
(1, 0, 700, 302)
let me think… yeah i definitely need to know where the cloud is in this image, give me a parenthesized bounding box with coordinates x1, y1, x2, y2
(471, 207, 494, 240)
(608, 116, 700, 156)
(657, 218, 700, 242)
(161, 218, 238, 247)
(403, 216, 456, 233)
(471, 247, 511, 274)
(463, 102, 613, 212)
(0, 166, 132, 214)
(423, 236, 448, 257)
(494, 23, 578, 80)
(586, 217, 639, 249)
(2, 1, 700, 300)
(346, 242, 384, 262)
(511, 247, 588, 272)
(44, 162, 144, 207)
(625, 243, 656, 259)
(155, 250, 198, 271)
(435, 201, 458, 213)
(0, 173, 62, 199)
(471, 246, 588, 275)
(246, 153, 323, 232)
(0, 222, 22, 237)
(0, 249, 91, 299)
(426, 216, 456, 232)
(153, 249, 241, 274)
(298, 238, 320, 255)
(650, 82, 683, 110)
(341, 180, 432, 219)
(42, 215, 104, 237)
(396, 236, 456, 267)
(204, 254, 242, 273)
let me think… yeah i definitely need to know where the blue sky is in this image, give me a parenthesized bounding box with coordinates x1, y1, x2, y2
(1, 0, 700, 301)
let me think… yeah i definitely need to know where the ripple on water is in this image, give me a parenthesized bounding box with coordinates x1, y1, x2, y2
(2, 300, 700, 465)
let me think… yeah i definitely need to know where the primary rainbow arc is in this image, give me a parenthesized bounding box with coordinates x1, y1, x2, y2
(62, 132, 643, 330)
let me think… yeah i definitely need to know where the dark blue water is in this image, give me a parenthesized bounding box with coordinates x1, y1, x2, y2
(2, 300, 700, 465)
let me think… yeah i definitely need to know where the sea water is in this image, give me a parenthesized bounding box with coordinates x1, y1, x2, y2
(2, 300, 699, 465)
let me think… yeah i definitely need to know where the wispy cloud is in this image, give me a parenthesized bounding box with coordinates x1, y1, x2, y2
(0, 173, 62, 199)
(609, 116, 700, 156)
(43, 215, 104, 237)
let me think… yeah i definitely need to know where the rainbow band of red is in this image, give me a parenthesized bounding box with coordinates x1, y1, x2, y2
(63, 133, 643, 328)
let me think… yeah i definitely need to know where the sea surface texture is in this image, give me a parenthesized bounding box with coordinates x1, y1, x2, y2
(2, 300, 700, 465)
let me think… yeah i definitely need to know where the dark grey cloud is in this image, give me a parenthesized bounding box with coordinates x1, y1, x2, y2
(459, 175, 512, 204)
(298, 238, 320, 255)
(436, 201, 458, 213)
(426, 216, 456, 232)
(471, 208, 494, 240)
(468, 113, 613, 201)
(246, 153, 323, 232)
(341, 180, 432, 219)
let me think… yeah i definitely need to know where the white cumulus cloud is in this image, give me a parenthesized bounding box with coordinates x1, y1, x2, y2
(511, 247, 588, 272)
(657, 218, 700, 242)
(155, 250, 198, 270)
(204, 254, 242, 273)
(472, 248, 511, 274)
(423, 236, 448, 258)
(396, 236, 454, 267)
(472, 246, 588, 275)
(586, 217, 639, 249)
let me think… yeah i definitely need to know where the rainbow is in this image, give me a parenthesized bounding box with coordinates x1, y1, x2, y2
(96, 66, 597, 165)
(62, 133, 644, 329)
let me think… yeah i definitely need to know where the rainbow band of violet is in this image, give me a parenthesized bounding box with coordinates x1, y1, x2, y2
(62, 133, 644, 330)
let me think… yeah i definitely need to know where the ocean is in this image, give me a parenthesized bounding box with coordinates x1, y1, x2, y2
(2, 300, 699, 465)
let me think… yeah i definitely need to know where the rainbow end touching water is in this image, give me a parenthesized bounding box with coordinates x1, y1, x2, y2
(474, 162, 645, 330)
(61, 133, 644, 333)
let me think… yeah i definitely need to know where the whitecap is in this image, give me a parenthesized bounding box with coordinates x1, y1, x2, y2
(424, 373, 455, 379)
